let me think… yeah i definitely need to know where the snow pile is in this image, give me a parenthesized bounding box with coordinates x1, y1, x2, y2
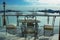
(52, 34, 59, 40)
(0, 32, 16, 40)
(0, 32, 59, 40)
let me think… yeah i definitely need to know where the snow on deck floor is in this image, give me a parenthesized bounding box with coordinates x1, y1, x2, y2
(0, 32, 59, 40)
(52, 34, 59, 40)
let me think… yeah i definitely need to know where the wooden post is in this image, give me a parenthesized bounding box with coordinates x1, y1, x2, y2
(52, 16, 56, 35)
(47, 16, 49, 24)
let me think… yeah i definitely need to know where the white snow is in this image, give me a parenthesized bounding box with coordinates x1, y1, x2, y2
(52, 34, 59, 40)
(0, 32, 59, 40)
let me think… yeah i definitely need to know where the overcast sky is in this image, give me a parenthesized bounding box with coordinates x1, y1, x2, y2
(0, 0, 60, 10)
(0, 0, 60, 5)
